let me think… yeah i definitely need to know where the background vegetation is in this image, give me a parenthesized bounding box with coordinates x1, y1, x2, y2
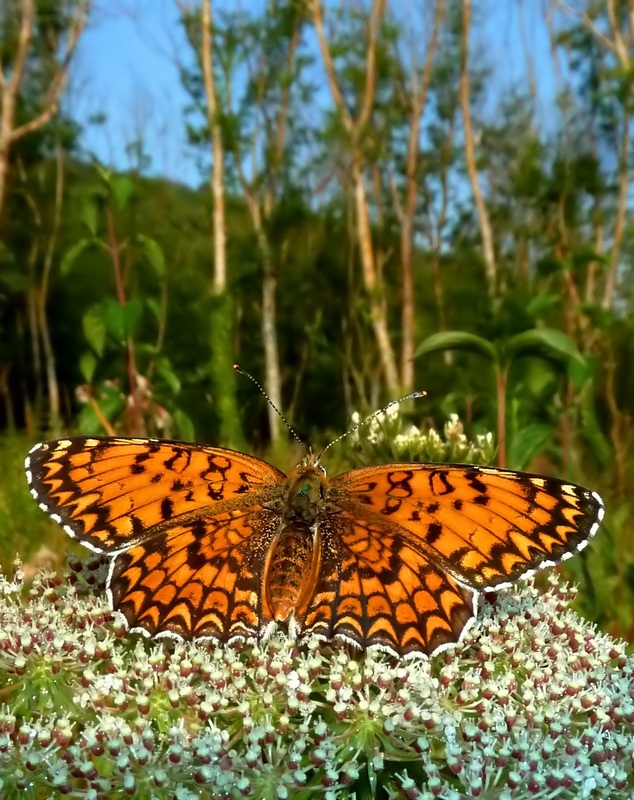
(1, 0, 633, 645)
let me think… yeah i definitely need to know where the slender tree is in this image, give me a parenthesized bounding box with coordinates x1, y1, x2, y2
(459, 0, 497, 299)
(209, 1, 311, 444)
(177, 0, 244, 447)
(313, 0, 404, 396)
(388, 0, 446, 390)
(555, 0, 634, 311)
(0, 0, 90, 226)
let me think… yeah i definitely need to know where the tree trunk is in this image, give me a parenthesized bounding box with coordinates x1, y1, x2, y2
(200, 0, 244, 448)
(459, 0, 497, 299)
(352, 158, 400, 395)
(313, 0, 400, 395)
(398, 0, 445, 391)
(603, 111, 630, 309)
(38, 142, 65, 435)
(257, 228, 283, 445)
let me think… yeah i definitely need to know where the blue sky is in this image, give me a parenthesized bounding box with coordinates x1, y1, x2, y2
(70, 0, 558, 188)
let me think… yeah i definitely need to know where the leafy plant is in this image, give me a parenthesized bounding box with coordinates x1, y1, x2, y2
(414, 328, 585, 469)
(60, 166, 191, 439)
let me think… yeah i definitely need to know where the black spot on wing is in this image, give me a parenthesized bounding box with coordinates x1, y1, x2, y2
(426, 521, 442, 545)
(161, 498, 174, 520)
(131, 514, 146, 537)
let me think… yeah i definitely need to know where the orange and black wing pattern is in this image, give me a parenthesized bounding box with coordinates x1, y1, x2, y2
(25, 437, 285, 554)
(25, 436, 288, 644)
(330, 464, 604, 591)
(108, 509, 280, 642)
(300, 509, 476, 657)
(25, 435, 605, 659)
(295, 463, 604, 657)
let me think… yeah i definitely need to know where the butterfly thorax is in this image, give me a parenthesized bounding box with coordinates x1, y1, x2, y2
(264, 465, 327, 622)
(283, 464, 327, 523)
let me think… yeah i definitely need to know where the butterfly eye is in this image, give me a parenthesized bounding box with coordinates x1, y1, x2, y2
(318, 464, 327, 476)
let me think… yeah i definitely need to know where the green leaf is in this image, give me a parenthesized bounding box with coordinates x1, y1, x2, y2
(60, 239, 92, 276)
(578, 302, 614, 330)
(508, 424, 553, 471)
(518, 359, 557, 399)
(79, 351, 98, 384)
(579, 380, 612, 470)
(0, 267, 30, 292)
(146, 297, 162, 322)
(535, 255, 564, 276)
(504, 328, 585, 365)
(94, 162, 113, 185)
(570, 248, 610, 270)
(80, 198, 99, 236)
(526, 294, 561, 316)
(123, 299, 143, 338)
(109, 175, 135, 210)
(103, 303, 125, 343)
(173, 409, 195, 441)
(156, 356, 181, 395)
(82, 305, 107, 356)
(568, 355, 596, 389)
(137, 235, 166, 279)
(610, 502, 632, 534)
(414, 331, 498, 362)
(104, 299, 142, 344)
(135, 342, 159, 357)
(78, 383, 125, 435)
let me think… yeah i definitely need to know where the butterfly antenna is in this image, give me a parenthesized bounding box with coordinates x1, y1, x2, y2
(234, 364, 307, 454)
(316, 390, 427, 460)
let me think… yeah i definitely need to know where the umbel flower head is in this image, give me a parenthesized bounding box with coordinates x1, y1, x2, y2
(347, 409, 495, 467)
(0, 556, 632, 799)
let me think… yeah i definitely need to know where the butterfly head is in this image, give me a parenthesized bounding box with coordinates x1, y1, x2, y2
(298, 448, 327, 475)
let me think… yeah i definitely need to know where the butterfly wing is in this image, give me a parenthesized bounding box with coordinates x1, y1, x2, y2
(299, 510, 475, 657)
(108, 509, 281, 642)
(25, 437, 286, 554)
(329, 464, 604, 591)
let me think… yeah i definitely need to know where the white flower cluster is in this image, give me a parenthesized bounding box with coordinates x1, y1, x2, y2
(0, 558, 632, 797)
(349, 407, 496, 465)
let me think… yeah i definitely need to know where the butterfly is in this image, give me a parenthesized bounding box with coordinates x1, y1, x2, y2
(24, 436, 604, 658)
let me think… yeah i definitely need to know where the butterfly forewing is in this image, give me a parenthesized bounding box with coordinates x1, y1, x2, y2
(25, 437, 285, 553)
(330, 464, 604, 590)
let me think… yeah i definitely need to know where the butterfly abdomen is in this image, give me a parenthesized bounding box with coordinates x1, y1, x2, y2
(264, 524, 321, 622)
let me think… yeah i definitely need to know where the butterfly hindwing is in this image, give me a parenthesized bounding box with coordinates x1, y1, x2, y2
(299, 510, 476, 657)
(109, 508, 281, 642)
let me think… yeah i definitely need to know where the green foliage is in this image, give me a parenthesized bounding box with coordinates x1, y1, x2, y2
(54, 166, 198, 438)
(507, 424, 553, 472)
(209, 292, 245, 449)
(0, 435, 63, 570)
(414, 327, 587, 473)
(414, 328, 584, 368)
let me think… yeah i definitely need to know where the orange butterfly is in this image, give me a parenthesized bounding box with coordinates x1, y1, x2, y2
(25, 436, 603, 658)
